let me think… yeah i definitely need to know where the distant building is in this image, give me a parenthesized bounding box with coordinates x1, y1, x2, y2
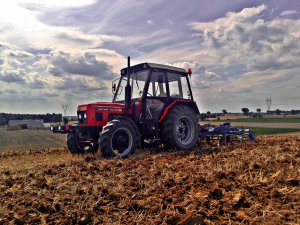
(8, 119, 44, 129)
(43, 123, 51, 129)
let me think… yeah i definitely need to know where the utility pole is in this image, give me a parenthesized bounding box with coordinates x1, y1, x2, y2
(266, 97, 272, 112)
(62, 104, 69, 117)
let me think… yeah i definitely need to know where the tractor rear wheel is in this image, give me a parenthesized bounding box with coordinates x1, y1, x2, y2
(67, 133, 98, 154)
(161, 105, 199, 150)
(99, 119, 138, 159)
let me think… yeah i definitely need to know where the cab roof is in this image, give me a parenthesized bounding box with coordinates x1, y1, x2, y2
(121, 62, 188, 76)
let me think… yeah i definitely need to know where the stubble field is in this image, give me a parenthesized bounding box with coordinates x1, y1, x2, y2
(0, 130, 299, 224)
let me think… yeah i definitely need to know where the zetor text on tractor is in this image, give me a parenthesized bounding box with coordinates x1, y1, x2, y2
(52, 57, 201, 158)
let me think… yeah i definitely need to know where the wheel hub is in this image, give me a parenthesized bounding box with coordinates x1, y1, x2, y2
(176, 116, 195, 145)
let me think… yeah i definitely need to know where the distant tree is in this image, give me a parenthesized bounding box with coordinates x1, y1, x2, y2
(222, 109, 228, 114)
(291, 110, 296, 115)
(275, 109, 281, 115)
(241, 108, 250, 116)
(200, 113, 208, 121)
(256, 108, 261, 114)
(207, 111, 211, 115)
(0, 114, 6, 126)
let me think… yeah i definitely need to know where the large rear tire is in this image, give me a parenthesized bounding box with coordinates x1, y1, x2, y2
(161, 105, 199, 150)
(99, 119, 138, 159)
(67, 133, 98, 155)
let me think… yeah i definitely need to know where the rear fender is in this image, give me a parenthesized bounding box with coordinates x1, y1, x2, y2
(159, 100, 200, 123)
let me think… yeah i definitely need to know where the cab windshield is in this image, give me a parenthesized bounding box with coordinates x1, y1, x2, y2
(113, 70, 149, 102)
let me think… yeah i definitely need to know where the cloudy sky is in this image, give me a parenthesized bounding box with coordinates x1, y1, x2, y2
(0, 0, 299, 115)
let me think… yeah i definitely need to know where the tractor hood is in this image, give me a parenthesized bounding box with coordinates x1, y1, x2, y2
(77, 102, 125, 113)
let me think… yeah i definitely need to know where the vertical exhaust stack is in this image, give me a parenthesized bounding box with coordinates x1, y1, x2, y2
(125, 56, 131, 115)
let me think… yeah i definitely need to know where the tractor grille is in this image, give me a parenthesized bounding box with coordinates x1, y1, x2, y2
(77, 111, 87, 124)
(95, 113, 103, 121)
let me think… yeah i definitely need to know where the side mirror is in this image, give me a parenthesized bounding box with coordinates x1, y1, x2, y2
(112, 82, 116, 94)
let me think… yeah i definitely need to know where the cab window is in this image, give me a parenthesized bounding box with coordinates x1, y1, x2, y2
(131, 70, 148, 99)
(167, 72, 191, 99)
(148, 71, 167, 98)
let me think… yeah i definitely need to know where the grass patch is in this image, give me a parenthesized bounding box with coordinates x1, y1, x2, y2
(223, 117, 300, 123)
(238, 127, 300, 135)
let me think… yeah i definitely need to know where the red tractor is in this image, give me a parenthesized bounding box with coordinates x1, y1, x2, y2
(52, 57, 200, 158)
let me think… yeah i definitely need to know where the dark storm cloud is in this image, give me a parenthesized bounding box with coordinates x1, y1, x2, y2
(50, 51, 116, 79)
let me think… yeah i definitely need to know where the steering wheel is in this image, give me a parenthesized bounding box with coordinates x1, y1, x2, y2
(147, 93, 153, 96)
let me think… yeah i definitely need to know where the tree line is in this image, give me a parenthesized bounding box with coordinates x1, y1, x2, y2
(0, 113, 62, 126)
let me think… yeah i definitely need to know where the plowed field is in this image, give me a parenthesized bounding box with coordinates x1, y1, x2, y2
(0, 135, 299, 224)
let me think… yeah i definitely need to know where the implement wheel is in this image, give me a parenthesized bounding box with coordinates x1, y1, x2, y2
(99, 119, 138, 159)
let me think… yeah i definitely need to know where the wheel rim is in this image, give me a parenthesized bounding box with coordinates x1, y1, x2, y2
(111, 128, 133, 157)
(176, 116, 195, 145)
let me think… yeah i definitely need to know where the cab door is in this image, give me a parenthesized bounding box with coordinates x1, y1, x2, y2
(141, 70, 168, 135)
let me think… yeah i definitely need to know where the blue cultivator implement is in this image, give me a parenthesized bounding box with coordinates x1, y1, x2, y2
(199, 122, 256, 145)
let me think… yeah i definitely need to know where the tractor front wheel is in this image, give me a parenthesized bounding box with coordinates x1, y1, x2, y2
(161, 105, 199, 150)
(99, 119, 138, 159)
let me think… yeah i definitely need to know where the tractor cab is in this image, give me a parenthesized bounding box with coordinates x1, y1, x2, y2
(112, 62, 195, 124)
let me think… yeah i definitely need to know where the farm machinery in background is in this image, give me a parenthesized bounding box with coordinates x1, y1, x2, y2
(51, 57, 255, 158)
(199, 122, 255, 145)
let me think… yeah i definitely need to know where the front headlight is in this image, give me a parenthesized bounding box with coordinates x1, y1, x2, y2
(78, 114, 82, 119)
(84, 113, 87, 119)
(58, 126, 61, 131)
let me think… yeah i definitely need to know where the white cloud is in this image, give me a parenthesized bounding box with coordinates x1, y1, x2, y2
(190, 5, 300, 70)
(147, 20, 154, 25)
(18, 0, 96, 8)
(0, 41, 116, 113)
(280, 10, 297, 17)
(0, 2, 122, 51)
(187, 4, 300, 111)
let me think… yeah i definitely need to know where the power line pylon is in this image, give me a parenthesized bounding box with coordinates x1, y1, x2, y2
(266, 97, 272, 112)
(62, 104, 69, 117)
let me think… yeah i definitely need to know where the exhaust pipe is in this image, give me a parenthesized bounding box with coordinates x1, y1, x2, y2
(125, 56, 131, 115)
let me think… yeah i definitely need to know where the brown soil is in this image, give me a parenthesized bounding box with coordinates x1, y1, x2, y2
(0, 135, 299, 224)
